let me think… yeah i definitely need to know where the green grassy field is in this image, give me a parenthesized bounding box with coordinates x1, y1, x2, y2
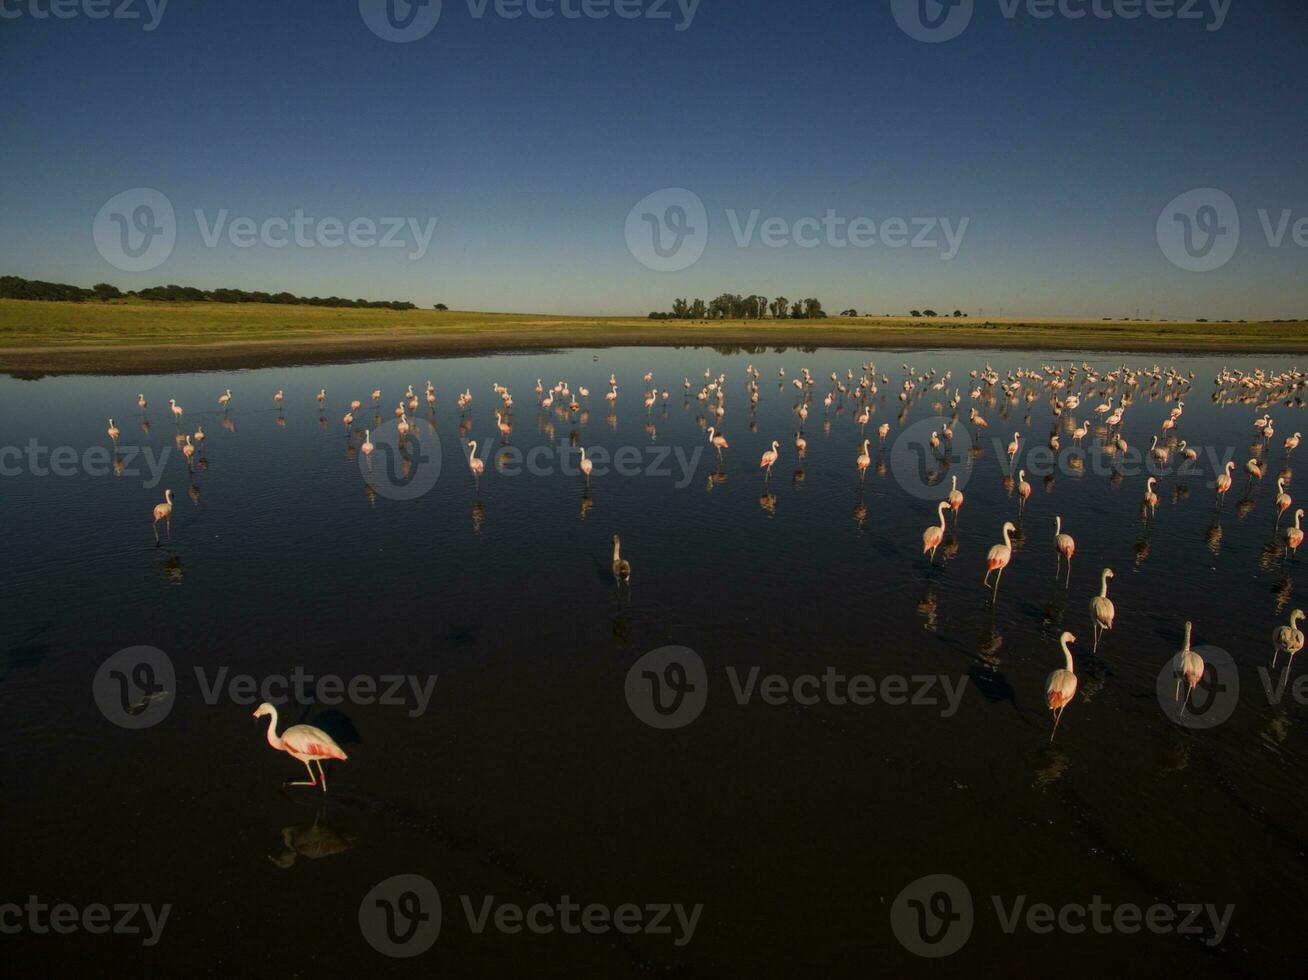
(0, 298, 1304, 373)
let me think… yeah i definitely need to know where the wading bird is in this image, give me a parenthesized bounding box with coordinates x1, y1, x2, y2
(252, 702, 348, 792)
(612, 534, 631, 583)
(1090, 568, 1115, 653)
(1174, 622, 1204, 715)
(1273, 609, 1305, 670)
(983, 521, 1016, 598)
(1045, 631, 1078, 742)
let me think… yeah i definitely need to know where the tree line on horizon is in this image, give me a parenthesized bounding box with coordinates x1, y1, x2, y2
(649, 294, 828, 320)
(648, 294, 979, 320)
(0, 275, 418, 310)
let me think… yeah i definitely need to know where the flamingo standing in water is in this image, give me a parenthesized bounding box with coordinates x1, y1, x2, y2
(274, 390, 284, 408)
(1017, 469, 1032, 511)
(1272, 609, 1305, 670)
(361, 430, 374, 457)
(578, 446, 593, 485)
(922, 501, 949, 564)
(1215, 460, 1235, 505)
(1285, 509, 1304, 559)
(1173, 622, 1204, 715)
(794, 432, 807, 454)
(218, 388, 232, 410)
(1007, 432, 1021, 463)
(467, 440, 484, 485)
(611, 535, 631, 583)
(169, 398, 184, 422)
(947, 475, 964, 519)
(1286, 432, 1301, 454)
(760, 440, 780, 480)
(1090, 568, 1115, 652)
(856, 439, 871, 481)
(107, 418, 120, 442)
(878, 422, 890, 443)
(137, 393, 147, 412)
(1275, 478, 1292, 525)
(1053, 516, 1075, 586)
(252, 702, 348, 792)
(707, 427, 729, 460)
(152, 489, 173, 541)
(1045, 631, 1078, 742)
(983, 521, 1016, 598)
(1143, 476, 1159, 517)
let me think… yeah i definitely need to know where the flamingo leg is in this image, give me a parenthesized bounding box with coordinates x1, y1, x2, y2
(286, 759, 318, 788)
(1065, 560, 1072, 588)
(317, 759, 328, 793)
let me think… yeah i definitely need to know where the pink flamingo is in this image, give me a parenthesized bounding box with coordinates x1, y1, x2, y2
(361, 430, 374, 456)
(948, 475, 964, 518)
(1143, 476, 1158, 517)
(707, 427, 729, 459)
(1215, 460, 1235, 504)
(760, 440, 779, 480)
(137, 393, 147, 412)
(316, 388, 326, 407)
(857, 439, 871, 481)
(922, 501, 948, 564)
(1173, 622, 1204, 715)
(169, 398, 184, 422)
(253, 702, 348, 792)
(152, 489, 173, 541)
(1272, 609, 1305, 670)
(983, 521, 1016, 598)
(274, 390, 284, 407)
(106, 418, 120, 442)
(467, 440, 485, 485)
(1017, 469, 1032, 511)
(578, 446, 593, 485)
(218, 388, 232, 410)
(1285, 509, 1304, 559)
(1090, 568, 1115, 652)
(1053, 515, 1075, 585)
(612, 535, 631, 583)
(1275, 477, 1292, 525)
(350, 399, 362, 413)
(1007, 431, 1020, 462)
(1045, 631, 1078, 741)
(878, 422, 890, 443)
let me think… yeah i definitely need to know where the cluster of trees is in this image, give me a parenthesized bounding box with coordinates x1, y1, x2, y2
(0, 275, 417, 310)
(650, 294, 826, 320)
(909, 309, 966, 318)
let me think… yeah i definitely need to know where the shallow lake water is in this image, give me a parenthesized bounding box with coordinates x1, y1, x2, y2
(1, 345, 1305, 976)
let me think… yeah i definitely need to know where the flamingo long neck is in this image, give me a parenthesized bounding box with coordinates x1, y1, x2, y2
(262, 707, 284, 751)
(1182, 622, 1193, 652)
(165, 490, 172, 504)
(1100, 571, 1110, 597)
(1061, 637, 1074, 673)
(1055, 516, 1062, 536)
(1297, 512, 1303, 531)
(1293, 611, 1305, 628)
(612, 539, 621, 562)
(938, 503, 948, 530)
(468, 441, 477, 459)
(1002, 525, 1012, 547)
(580, 447, 587, 463)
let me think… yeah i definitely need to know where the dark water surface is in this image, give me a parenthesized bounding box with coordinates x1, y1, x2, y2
(2, 346, 1305, 977)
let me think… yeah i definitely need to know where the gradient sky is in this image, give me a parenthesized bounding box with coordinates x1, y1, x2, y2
(1, 0, 1305, 318)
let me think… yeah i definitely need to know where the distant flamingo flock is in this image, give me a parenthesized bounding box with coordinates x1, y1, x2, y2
(110, 356, 1308, 771)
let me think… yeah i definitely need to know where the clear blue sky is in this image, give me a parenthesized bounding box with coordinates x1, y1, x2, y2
(1, 0, 1304, 318)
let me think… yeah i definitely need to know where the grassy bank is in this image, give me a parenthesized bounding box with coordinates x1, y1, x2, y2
(0, 298, 1305, 374)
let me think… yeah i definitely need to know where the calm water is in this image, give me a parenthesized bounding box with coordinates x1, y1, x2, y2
(1, 346, 1305, 977)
